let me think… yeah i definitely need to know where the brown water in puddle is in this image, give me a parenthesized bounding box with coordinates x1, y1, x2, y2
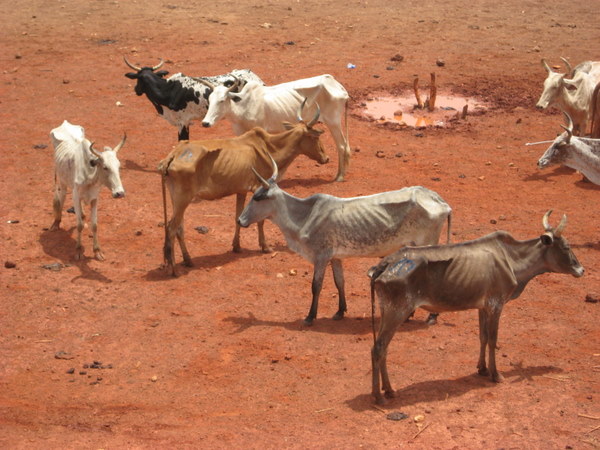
(363, 94, 488, 127)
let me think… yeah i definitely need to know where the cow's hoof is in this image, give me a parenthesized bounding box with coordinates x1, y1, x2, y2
(332, 311, 345, 321)
(303, 317, 315, 326)
(183, 259, 193, 267)
(260, 246, 273, 254)
(426, 314, 438, 325)
(477, 367, 490, 377)
(374, 395, 387, 406)
(491, 372, 504, 383)
(232, 246, 242, 253)
(94, 251, 105, 261)
(384, 389, 397, 399)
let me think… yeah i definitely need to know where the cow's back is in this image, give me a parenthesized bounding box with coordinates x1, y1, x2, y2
(50, 121, 94, 187)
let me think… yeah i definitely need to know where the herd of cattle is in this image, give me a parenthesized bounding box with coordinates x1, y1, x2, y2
(48, 56, 595, 404)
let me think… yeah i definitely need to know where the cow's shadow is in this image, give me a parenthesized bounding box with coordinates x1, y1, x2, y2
(38, 228, 112, 282)
(124, 159, 157, 174)
(522, 166, 577, 183)
(222, 311, 440, 336)
(346, 364, 564, 412)
(144, 244, 291, 280)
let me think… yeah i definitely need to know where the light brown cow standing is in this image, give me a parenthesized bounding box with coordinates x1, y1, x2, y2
(159, 104, 329, 276)
(368, 211, 584, 405)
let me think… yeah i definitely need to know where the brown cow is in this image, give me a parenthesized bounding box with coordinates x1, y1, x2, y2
(158, 103, 328, 276)
(368, 211, 584, 405)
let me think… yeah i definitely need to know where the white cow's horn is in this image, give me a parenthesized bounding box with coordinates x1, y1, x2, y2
(307, 103, 321, 128)
(560, 57, 573, 77)
(542, 210, 553, 232)
(297, 98, 308, 122)
(113, 133, 127, 153)
(555, 214, 567, 237)
(89, 142, 102, 159)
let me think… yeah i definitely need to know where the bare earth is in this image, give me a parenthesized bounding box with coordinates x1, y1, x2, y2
(1, 0, 599, 448)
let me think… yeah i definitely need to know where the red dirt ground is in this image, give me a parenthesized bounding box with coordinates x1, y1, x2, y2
(1, 0, 599, 447)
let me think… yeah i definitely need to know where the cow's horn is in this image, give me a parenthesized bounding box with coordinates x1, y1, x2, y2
(123, 56, 142, 71)
(197, 78, 216, 90)
(307, 103, 321, 128)
(542, 210, 553, 232)
(227, 74, 241, 93)
(267, 152, 279, 182)
(560, 57, 573, 77)
(554, 214, 567, 237)
(541, 58, 553, 74)
(560, 111, 573, 143)
(252, 167, 270, 188)
(113, 133, 127, 153)
(152, 58, 165, 71)
(89, 142, 102, 159)
(297, 98, 308, 122)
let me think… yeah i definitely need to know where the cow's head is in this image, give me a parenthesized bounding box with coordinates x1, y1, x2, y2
(124, 57, 169, 96)
(238, 154, 282, 228)
(537, 112, 575, 169)
(539, 210, 584, 277)
(536, 58, 572, 110)
(200, 76, 248, 127)
(281, 99, 329, 165)
(89, 134, 127, 198)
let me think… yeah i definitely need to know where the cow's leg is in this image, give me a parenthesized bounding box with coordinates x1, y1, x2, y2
(73, 190, 85, 260)
(487, 305, 504, 383)
(50, 182, 66, 230)
(331, 258, 347, 320)
(372, 303, 411, 404)
(304, 259, 328, 325)
(164, 188, 193, 276)
(232, 193, 248, 253)
(327, 125, 350, 182)
(90, 198, 104, 261)
(178, 126, 190, 141)
(477, 309, 490, 376)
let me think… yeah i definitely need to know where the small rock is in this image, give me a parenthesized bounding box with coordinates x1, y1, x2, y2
(414, 414, 425, 423)
(373, 74, 380, 78)
(66, 368, 75, 374)
(436, 59, 445, 67)
(431, 177, 441, 182)
(276, 273, 284, 278)
(585, 294, 599, 303)
(5, 261, 16, 269)
(289, 269, 297, 276)
(116, 101, 124, 107)
(284, 41, 295, 45)
(478, 176, 485, 181)
(375, 150, 386, 158)
(260, 22, 272, 29)
(135, 230, 142, 236)
(387, 411, 409, 421)
(55, 351, 74, 360)
(33, 144, 47, 150)
(194, 226, 209, 234)
(15, 54, 22, 59)
(499, 215, 507, 221)
(42, 263, 66, 271)
(79, 371, 87, 375)
(532, 45, 541, 52)
(390, 54, 404, 62)
(63, 79, 70, 84)
(386, 66, 395, 71)
(151, 375, 158, 382)
(458, 174, 466, 179)
(490, 219, 497, 224)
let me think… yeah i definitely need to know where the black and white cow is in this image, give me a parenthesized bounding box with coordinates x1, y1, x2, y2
(124, 57, 263, 140)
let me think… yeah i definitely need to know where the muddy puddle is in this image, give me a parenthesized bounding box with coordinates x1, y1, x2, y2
(362, 93, 489, 128)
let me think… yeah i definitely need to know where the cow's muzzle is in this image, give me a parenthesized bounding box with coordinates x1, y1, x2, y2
(202, 121, 212, 128)
(237, 218, 249, 228)
(113, 191, 125, 199)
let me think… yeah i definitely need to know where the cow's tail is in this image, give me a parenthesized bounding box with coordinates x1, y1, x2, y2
(590, 82, 600, 137)
(369, 263, 387, 347)
(446, 210, 452, 244)
(158, 156, 174, 265)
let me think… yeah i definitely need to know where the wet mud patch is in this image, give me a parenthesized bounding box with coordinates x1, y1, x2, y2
(358, 92, 490, 129)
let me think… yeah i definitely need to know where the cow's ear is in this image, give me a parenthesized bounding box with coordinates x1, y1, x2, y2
(89, 158, 98, 167)
(540, 233, 554, 245)
(125, 72, 138, 79)
(156, 70, 169, 77)
(230, 94, 242, 103)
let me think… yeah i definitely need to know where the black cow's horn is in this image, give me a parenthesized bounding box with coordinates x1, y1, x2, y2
(123, 56, 142, 71)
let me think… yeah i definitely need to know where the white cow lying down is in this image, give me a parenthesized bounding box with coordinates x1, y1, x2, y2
(200, 74, 351, 181)
(49, 120, 126, 261)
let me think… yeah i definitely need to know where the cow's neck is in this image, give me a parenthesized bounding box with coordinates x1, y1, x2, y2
(565, 141, 600, 184)
(265, 128, 303, 173)
(501, 237, 549, 298)
(270, 191, 312, 241)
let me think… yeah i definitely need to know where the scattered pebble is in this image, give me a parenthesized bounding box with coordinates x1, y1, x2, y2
(42, 262, 69, 271)
(585, 294, 599, 304)
(375, 150, 385, 158)
(151, 375, 158, 382)
(55, 351, 74, 360)
(289, 269, 297, 276)
(386, 66, 395, 71)
(194, 226, 209, 234)
(414, 414, 425, 423)
(66, 368, 75, 374)
(387, 411, 409, 421)
(436, 58, 445, 67)
(5, 261, 16, 269)
(390, 54, 404, 62)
